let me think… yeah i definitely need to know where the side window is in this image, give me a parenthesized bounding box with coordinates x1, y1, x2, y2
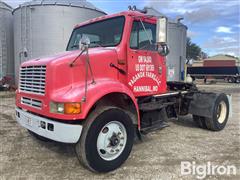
(130, 21, 156, 50)
(130, 21, 139, 49)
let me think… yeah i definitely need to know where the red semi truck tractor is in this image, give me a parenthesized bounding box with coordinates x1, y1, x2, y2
(16, 10, 231, 172)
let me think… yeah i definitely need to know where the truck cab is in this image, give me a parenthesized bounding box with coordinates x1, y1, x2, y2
(15, 10, 230, 173)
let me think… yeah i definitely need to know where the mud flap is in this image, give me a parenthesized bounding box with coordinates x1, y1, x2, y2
(188, 92, 220, 118)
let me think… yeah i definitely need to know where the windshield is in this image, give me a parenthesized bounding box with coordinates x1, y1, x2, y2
(67, 16, 125, 51)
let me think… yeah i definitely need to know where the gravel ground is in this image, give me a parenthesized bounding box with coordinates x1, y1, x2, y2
(0, 83, 239, 180)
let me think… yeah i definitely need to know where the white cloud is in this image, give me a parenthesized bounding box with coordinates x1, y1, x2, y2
(215, 26, 233, 33)
(222, 37, 237, 43)
(216, 48, 239, 57)
(3, 0, 24, 8)
(227, 52, 237, 56)
(187, 31, 198, 38)
(203, 35, 240, 56)
(144, 0, 238, 25)
(203, 36, 239, 48)
(184, 7, 218, 23)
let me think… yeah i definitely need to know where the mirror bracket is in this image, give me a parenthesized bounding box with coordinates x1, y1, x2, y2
(79, 35, 90, 50)
(157, 43, 169, 56)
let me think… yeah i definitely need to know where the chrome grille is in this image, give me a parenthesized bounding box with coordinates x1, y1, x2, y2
(20, 65, 46, 95)
(21, 97, 42, 109)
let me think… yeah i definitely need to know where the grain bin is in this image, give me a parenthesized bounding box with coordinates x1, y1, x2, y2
(145, 7, 187, 81)
(167, 21, 187, 81)
(0, 1, 14, 81)
(13, 0, 106, 83)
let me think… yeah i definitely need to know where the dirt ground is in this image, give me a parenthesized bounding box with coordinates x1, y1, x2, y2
(0, 82, 239, 180)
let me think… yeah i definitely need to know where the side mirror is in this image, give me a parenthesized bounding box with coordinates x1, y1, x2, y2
(156, 17, 169, 56)
(157, 44, 169, 56)
(156, 17, 168, 44)
(79, 35, 90, 50)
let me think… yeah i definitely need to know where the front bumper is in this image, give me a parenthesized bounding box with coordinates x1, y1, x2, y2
(15, 107, 82, 143)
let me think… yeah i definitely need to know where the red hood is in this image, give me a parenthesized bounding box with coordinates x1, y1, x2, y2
(16, 46, 121, 121)
(21, 51, 76, 66)
(19, 47, 119, 97)
(21, 47, 118, 67)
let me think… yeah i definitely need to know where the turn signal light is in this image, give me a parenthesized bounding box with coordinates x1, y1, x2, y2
(64, 103, 81, 114)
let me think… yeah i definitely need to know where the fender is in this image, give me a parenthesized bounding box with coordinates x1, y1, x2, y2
(82, 79, 140, 124)
(51, 79, 140, 125)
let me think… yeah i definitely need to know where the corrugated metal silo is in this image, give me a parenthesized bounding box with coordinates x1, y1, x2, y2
(13, 0, 106, 83)
(167, 21, 187, 81)
(0, 1, 14, 80)
(145, 7, 187, 81)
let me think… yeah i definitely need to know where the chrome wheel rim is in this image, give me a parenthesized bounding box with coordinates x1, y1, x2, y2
(97, 121, 127, 161)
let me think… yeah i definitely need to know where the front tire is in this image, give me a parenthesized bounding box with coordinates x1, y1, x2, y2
(75, 106, 134, 172)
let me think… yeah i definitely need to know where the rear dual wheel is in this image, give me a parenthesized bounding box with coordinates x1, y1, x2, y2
(236, 77, 240, 83)
(75, 106, 134, 172)
(193, 93, 229, 131)
(228, 77, 236, 83)
(193, 115, 207, 129)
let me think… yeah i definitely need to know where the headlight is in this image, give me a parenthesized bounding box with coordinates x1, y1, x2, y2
(50, 102, 81, 114)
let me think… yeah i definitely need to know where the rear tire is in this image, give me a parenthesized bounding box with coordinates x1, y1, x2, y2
(193, 115, 207, 129)
(205, 93, 229, 131)
(236, 77, 240, 83)
(75, 106, 134, 172)
(228, 77, 235, 83)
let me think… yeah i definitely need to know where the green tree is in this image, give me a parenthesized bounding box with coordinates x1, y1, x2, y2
(186, 37, 202, 60)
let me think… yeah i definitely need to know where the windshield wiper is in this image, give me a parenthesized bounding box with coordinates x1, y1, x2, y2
(69, 49, 86, 67)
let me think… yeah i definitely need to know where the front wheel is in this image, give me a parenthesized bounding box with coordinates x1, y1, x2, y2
(75, 106, 134, 172)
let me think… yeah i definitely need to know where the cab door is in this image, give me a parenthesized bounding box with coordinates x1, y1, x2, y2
(127, 20, 167, 97)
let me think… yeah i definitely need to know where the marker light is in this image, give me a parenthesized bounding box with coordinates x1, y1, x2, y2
(64, 103, 81, 114)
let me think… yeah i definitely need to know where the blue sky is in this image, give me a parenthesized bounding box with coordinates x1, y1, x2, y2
(5, 0, 240, 57)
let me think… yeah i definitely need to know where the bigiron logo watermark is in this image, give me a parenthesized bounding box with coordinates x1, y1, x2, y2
(181, 161, 237, 179)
